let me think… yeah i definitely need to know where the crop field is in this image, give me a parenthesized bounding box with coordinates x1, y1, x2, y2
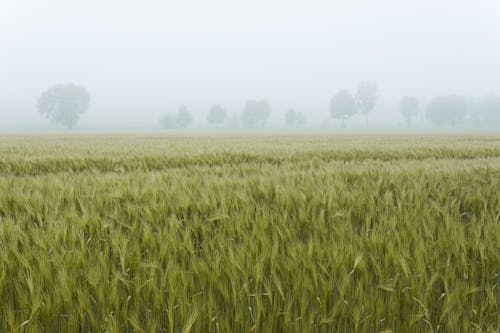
(0, 134, 499, 332)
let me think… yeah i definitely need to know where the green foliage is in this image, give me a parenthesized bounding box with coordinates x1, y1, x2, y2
(175, 105, 193, 128)
(329, 90, 358, 127)
(355, 81, 379, 126)
(426, 95, 468, 126)
(37, 83, 90, 129)
(399, 96, 420, 127)
(0, 135, 499, 332)
(159, 113, 176, 129)
(160, 106, 193, 129)
(475, 95, 500, 126)
(207, 105, 227, 127)
(242, 100, 271, 127)
(285, 109, 305, 127)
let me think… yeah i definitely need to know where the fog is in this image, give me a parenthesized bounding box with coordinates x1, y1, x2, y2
(1, 0, 500, 131)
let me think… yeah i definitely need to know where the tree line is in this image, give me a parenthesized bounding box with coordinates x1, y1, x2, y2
(36, 82, 500, 129)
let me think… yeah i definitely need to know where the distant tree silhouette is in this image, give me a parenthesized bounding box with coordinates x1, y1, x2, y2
(175, 105, 193, 128)
(37, 83, 90, 129)
(227, 112, 239, 128)
(207, 105, 227, 127)
(426, 95, 467, 126)
(329, 90, 358, 127)
(475, 95, 500, 126)
(242, 100, 271, 127)
(356, 81, 379, 127)
(159, 113, 176, 129)
(399, 96, 420, 127)
(285, 109, 305, 127)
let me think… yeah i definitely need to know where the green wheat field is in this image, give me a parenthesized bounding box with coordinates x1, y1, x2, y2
(0, 134, 499, 332)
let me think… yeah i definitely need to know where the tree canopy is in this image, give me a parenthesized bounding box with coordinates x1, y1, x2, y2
(207, 105, 227, 127)
(426, 95, 467, 126)
(241, 100, 271, 127)
(285, 109, 305, 127)
(475, 95, 500, 126)
(159, 113, 176, 129)
(37, 83, 90, 129)
(399, 96, 420, 127)
(175, 105, 193, 128)
(355, 81, 379, 127)
(329, 90, 358, 127)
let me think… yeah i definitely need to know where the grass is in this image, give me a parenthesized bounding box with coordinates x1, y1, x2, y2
(0, 134, 499, 332)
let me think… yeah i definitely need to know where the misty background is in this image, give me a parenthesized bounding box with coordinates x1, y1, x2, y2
(1, 0, 500, 131)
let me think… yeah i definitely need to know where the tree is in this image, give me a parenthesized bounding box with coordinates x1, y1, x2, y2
(241, 100, 271, 127)
(475, 95, 500, 126)
(426, 95, 467, 126)
(37, 83, 90, 129)
(175, 105, 193, 128)
(228, 112, 239, 128)
(399, 96, 420, 127)
(356, 81, 379, 127)
(329, 90, 358, 127)
(285, 109, 305, 127)
(159, 113, 176, 129)
(207, 105, 227, 127)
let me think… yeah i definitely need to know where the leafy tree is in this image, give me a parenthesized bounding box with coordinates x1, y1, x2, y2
(242, 100, 271, 127)
(175, 105, 193, 128)
(159, 113, 176, 129)
(426, 95, 467, 126)
(475, 95, 500, 126)
(285, 109, 305, 127)
(356, 81, 379, 127)
(37, 83, 90, 129)
(399, 96, 420, 127)
(207, 105, 227, 127)
(228, 112, 239, 128)
(329, 90, 358, 127)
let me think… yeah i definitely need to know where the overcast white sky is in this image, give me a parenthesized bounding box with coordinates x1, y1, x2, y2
(1, 0, 500, 129)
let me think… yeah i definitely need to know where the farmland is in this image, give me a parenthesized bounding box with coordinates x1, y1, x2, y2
(0, 134, 499, 332)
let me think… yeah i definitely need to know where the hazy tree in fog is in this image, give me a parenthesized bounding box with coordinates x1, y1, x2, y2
(159, 113, 176, 129)
(399, 96, 420, 127)
(37, 83, 90, 129)
(228, 112, 239, 128)
(207, 105, 227, 127)
(285, 109, 305, 127)
(468, 97, 482, 126)
(175, 105, 193, 128)
(426, 95, 467, 126)
(474, 95, 500, 126)
(242, 100, 271, 127)
(355, 81, 379, 127)
(329, 90, 358, 128)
